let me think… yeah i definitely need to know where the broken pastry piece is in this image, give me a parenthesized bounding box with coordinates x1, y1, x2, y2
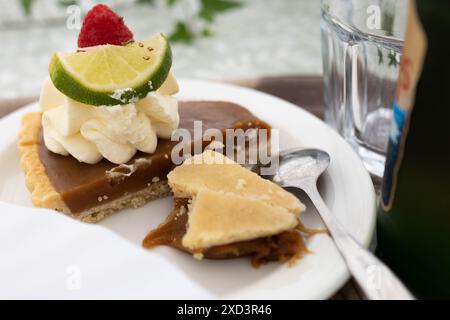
(143, 150, 309, 267)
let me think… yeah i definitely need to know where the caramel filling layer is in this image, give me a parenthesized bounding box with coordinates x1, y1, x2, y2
(143, 198, 308, 267)
(37, 101, 270, 213)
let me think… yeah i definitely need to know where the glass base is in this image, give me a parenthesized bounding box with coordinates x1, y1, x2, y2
(348, 108, 391, 178)
(349, 141, 386, 178)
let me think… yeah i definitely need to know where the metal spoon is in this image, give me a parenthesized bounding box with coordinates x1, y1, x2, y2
(258, 148, 414, 300)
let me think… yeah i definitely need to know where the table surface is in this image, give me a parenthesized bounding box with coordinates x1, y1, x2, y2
(0, 75, 366, 300)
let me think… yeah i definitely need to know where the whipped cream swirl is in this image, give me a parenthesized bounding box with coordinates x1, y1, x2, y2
(40, 77, 179, 164)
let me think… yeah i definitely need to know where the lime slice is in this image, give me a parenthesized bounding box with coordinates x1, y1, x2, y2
(49, 33, 172, 106)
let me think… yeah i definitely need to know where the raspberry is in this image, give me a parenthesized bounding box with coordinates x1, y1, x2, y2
(77, 4, 134, 48)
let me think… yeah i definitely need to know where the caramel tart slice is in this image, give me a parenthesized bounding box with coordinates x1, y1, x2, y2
(18, 101, 270, 222)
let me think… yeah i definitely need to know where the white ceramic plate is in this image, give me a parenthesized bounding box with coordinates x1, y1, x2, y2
(0, 79, 376, 299)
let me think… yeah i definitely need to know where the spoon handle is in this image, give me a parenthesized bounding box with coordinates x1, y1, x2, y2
(303, 183, 414, 300)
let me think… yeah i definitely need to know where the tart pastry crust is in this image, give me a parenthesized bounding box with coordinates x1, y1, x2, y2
(19, 112, 68, 213)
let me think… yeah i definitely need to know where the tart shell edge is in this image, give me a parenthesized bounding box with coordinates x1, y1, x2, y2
(18, 112, 69, 214)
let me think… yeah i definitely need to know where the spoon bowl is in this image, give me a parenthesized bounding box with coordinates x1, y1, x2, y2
(272, 148, 331, 187)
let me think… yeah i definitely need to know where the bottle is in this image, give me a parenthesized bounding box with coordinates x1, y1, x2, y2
(377, 0, 450, 298)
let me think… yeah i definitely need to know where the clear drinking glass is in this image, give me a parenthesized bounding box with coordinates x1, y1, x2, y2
(321, 0, 408, 177)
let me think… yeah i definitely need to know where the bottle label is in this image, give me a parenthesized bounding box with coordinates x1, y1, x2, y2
(381, 0, 427, 211)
